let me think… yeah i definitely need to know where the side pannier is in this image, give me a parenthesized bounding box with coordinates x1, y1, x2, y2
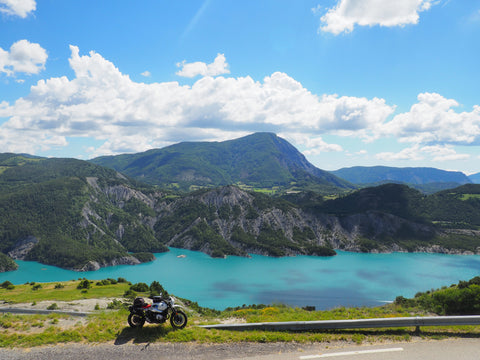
(133, 297, 145, 307)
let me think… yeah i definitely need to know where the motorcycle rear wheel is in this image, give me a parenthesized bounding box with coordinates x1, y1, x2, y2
(128, 313, 146, 328)
(170, 310, 187, 329)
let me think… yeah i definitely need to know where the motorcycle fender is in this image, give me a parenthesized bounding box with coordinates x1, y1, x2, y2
(172, 304, 186, 312)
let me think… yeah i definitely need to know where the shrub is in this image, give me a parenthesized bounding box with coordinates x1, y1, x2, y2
(123, 289, 137, 299)
(117, 277, 127, 283)
(77, 279, 91, 289)
(0, 281, 13, 289)
(149, 281, 168, 297)
(96, 279, 111, 286)
(54, 283, 65, 289)
(32, 284, 42, 291)
(47, 303, 59, 310)
(130, 282, 149, 292)
(107, 299, 124, 309)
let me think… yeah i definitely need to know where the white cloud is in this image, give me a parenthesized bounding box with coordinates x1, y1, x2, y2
(318, 0, 437, 35)
(421, 145, 470, 161)
(286, 133, 343, 155)
(0, 40, 47, 76)
(0, 0, 36, 18)
(376, 145, 424, 161)
(0, 46, 396, 157)
(380, 92, 480, 145)
(376, 144, 470, 162)
(141, 71, 151, 77)
(176, 53, 230, 78)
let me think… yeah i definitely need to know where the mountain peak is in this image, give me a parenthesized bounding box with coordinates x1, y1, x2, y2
(91, 133, 353, 192)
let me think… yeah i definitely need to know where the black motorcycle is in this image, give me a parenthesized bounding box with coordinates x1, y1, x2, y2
(127, 295, 188, 329)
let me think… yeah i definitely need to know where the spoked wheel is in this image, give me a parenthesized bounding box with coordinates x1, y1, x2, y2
(170, 310, 187, 329)
(128, 313, 146, 328)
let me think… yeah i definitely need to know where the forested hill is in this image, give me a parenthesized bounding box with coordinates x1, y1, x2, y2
(470, 172, 480, 184)
(0, 154, 168, 271)
(331, 166, 471, 192)
(91, 132, 353, 193)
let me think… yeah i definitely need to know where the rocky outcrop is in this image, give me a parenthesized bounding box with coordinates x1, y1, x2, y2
(76, 255, 141, 272)
(148, 185, 480, 257)
(7, 236, 39, 260)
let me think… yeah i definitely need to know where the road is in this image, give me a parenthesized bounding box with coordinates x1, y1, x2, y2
(1, 338, 479, 360)
(240, 339, 480, 360)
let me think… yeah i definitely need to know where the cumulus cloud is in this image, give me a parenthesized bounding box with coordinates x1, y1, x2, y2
(318, 0, 437, 35)
(376, 144, 470, 162)
(380, 92, 480, 145)
(287, 133, 343, 155)
(0, 46, 394, 157)
(141, 70, 151, 77)
(176, 53, 230, 78)
(0, 40, 47, 76)
(0, 0, 36, 18)
(376, 145, 424, 161)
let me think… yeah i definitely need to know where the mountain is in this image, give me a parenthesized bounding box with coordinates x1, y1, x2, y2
(0, 154, 168, 271)
(2, 152, 480, 272)
(151, 183, 480, 257)
(469, 172, 480, 184)
(331, 166, 471, 192)
(91, 132, 354, 193)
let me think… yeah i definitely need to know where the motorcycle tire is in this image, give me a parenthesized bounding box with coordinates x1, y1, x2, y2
(128, 313, 146, 328)
(170, 310, 187, 329)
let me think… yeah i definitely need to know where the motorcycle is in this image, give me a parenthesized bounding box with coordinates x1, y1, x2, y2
(127, 295, 188, 329)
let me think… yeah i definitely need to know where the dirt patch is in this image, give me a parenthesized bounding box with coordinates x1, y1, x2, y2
(0, 298, 119, 334)
(1, 298, 121, 313)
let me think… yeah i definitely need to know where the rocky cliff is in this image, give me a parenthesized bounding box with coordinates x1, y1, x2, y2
(145, 185, 476, 257)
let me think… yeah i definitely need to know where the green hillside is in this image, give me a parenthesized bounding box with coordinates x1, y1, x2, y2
(0, 155, 166, 270)
(91, 132, 354, 193)
(331, 166, 471, 190)
(469, 172, 480, 184)
(317, 183, 426, 221)
(319, 182, 480, 228)
(422, 184, 480, 228)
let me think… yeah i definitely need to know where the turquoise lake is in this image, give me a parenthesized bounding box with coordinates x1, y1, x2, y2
(2, 248, 480, 310)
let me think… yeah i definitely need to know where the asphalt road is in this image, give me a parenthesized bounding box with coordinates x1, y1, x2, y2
(1, 338, 479, 360)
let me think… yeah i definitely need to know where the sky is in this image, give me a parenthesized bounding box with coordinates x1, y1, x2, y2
(1, 0, 480, 175)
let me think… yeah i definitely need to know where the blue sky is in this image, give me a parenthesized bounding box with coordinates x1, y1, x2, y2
(1, 0, 480, 175)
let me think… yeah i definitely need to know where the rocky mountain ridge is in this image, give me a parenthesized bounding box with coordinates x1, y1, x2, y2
(150, 185, 473, 258)
(1, 153, 480, 272)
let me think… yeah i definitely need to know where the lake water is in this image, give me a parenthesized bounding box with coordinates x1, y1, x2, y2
(2, 248, 480, 310)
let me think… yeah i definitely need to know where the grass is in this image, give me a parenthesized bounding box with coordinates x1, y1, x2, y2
(1, 280, 480, 348)
(460, 194, 480, 201)
(0, 280, 131, 303)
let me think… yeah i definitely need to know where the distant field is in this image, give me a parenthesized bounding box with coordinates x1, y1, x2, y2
(460, 194, 480, 201)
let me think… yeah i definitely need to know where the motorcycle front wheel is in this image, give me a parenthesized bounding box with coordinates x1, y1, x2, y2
(170, 310, 187, 329)
(128, 313, 146, 328)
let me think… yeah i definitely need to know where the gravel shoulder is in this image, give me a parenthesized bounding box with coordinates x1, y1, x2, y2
(0, 341, 369, 360)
